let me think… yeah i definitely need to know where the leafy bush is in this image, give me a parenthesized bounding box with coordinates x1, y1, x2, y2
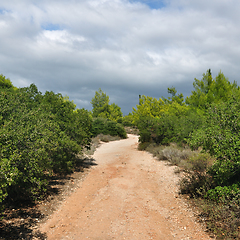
(189, 98, 240, 186)
(206, 184, 240, 203)
(137, 108, 204, 146)
(0, 74, 16, 90)
(121, 114, 134, 127)
(136, 116, 158, 143)
(186, 70, 240, 109)
(92, 118, 127, 139)
(138, 142, 151, 151)
(0, 82, 92, 205)
(0, 93, 54, 202)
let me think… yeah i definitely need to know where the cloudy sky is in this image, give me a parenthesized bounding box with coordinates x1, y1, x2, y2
(1, 0, 240, 115)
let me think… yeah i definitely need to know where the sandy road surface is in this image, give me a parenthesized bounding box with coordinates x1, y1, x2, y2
(40, 134, 211, 240)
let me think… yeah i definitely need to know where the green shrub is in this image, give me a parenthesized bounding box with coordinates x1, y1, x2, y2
(206, 184, 240, 203)
(121, 114, 134, 127)
(0, 84, 92, 205)
(139, 129, 152, 143)
(137, 109, 204, 146)
(189, 98, 240, 186)
(105, 121, 127, 138)
(92, 118, 127, 139)
(138, 142, 151, 151)
(0, 74, 16, 90)
(0, 106, 54, 202)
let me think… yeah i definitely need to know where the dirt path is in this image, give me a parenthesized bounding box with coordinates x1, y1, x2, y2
(40, 134, 212, 240)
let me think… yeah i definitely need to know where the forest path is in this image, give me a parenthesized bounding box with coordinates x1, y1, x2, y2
(40, 134, 211, 240)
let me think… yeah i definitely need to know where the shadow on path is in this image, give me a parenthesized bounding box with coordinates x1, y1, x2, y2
(0, 205, 47, 240)
(0, 156, 97, 240)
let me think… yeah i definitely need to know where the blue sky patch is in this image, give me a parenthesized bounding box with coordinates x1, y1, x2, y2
(129, 0, 166, 9)
(0, 8, 10, 14)
(41, 23, 62, 31)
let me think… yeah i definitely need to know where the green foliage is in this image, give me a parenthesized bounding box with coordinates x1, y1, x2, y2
(91, 88, 110, 118)
(42, 91, 92, 149)
(121, 114, 134, 127)
(132, 88, 186, 126)
(187, 153, 215, 173)
(109, 103, 122, 121)
(0, 80, 92, 205)
(163, 87, 184, 105)
(138, 142, 151, 151)
(189, 98, 240, 186)
(92, 118, 127, 139)
(131, 87, 204, 146)
(131, 95, 165, 125)
(0, 91, 50, 202)
(133, 70, 240, 239)
(0, 74, 16, 90)
(137, 107, 204, 145)
(91, 88, 123, 121)
(186, 70, 240, 109)
(206, 184, 240, 203)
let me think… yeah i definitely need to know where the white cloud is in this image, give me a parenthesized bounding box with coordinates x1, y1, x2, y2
(0, 0, 240, 114)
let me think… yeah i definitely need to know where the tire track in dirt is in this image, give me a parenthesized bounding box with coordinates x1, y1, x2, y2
(40, 134, 212, 240)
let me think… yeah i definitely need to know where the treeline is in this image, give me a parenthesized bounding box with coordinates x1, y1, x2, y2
(129, 70, 240, 190)
(0, 76, 126, 208)
(124, 69, 240, 238)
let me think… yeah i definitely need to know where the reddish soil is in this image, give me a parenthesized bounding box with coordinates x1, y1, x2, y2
(39, 134, 213, 240)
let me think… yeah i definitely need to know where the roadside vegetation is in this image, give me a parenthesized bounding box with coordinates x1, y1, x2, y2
(0, 77, 127, 213)
(1, 69, 240, 239)
(125, 69, 240, 239)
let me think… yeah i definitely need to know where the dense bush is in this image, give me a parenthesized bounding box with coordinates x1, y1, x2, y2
(137, 108, 204, 146)
(92, 118, 127, 139)
(0, 81, 92, 205)
(121, 114, 134, 127)
(206, 184, 240, 203)
(188, 98, 240, 186)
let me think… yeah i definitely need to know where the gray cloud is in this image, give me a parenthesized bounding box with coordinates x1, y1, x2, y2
(0, 0, 240, 114)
